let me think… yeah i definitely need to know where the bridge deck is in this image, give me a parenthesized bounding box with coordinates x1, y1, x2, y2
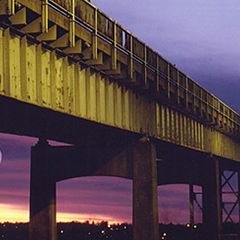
(0, 0, 239, 161)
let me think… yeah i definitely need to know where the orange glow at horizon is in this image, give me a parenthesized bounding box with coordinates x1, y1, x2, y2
(0, 203, 129, 224)
(57, 212, 129, 224)
(0, 203, 29, 223)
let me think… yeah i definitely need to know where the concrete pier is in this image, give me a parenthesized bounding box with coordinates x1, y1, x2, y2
(202, 157, 222, 240)
(29, 140, 56, 240)
(133, 138, 159, 240)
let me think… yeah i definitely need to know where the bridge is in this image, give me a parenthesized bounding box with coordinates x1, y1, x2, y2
(0, 0, 239, 239)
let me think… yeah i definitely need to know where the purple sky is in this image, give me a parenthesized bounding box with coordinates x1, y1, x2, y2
(92, 0, 240, 114)
(0, 0, 239, 224)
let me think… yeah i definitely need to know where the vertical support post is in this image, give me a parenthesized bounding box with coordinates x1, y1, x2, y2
(189, 184, 194, 225)
(144, 44, 148, 88)
(69, 0, 75, 47)
(202, 156, 222, 240)
(192, 81, 195, 111)
(42, 0, 48, 33)
(200, 87, 203, 118)
(29, 139, 56, 240)
(156, 55, 159, 93)
(133, 137, 159, 240)
(9, 0, 15, 15)
(185, 76, 189, 109)
(3, 28, 10, 96)
(167, 63, 170, 99)
(176, 70, 180, 104)
(128, 34, 133, 80)
(0, 0, 14, 15)
(20, 35, 27, 101)
(36, 43, 43, 104)
(92, 7, 98, 60)
(111, 21, 117, 70)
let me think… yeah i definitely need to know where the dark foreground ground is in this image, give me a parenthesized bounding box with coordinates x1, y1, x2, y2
(0, 222, 239, 240)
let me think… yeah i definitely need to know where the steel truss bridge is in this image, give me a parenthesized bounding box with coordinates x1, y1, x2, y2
(0, 0, 239, 240)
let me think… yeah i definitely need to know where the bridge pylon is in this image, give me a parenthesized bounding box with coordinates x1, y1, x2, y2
(132, 137, 159, 240)
(29, 139, 56, 240)
(202, 156, 222, 240)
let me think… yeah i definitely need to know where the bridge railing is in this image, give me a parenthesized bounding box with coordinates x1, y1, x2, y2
(4, 0, 240, 137)
(49, 0, 240, 136)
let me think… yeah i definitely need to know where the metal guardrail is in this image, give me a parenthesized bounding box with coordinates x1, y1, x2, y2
(51, 0, 240, 131)
(8, 0, 240, 138)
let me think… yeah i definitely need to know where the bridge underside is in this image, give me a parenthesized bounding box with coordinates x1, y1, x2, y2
(0, 94, 138, 147)
(0, 92, 239, 169)
(1, 91, 238, 186)
(29, 137, 240, 240)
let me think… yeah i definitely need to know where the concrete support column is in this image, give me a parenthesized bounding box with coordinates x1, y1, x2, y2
(133, 137, 159, 240)
(29, 139, 56, 240)
(202, 157, 222, 240)
(189, 184, 194, 225)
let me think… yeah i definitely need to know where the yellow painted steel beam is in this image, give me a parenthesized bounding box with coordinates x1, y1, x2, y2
(37, 25, 57, 41)
(92, 7, 98, 60)
(21, 17, 41, 33)
(128, 34, 133, 80)
(167, 63, 170, 99)
(9, 7, 26, 25)
(111, 21, 117, 70)
(156, 56, 160, 92)
(63, 39, 82, 54)
(69, 0, 75, 47)
(10, 0, 15, 14)
(177, 70, 180, 104)
(185, 75, 189, 109)
(41, 0, 48, 33)
(11, 0, 240, 135)
(20, 35, 27, 100)
(0, 0, 16, 15)
(50, 33, 69, 48)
